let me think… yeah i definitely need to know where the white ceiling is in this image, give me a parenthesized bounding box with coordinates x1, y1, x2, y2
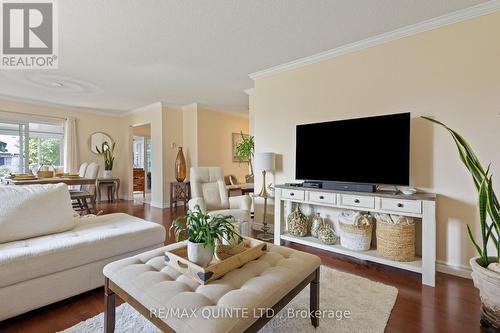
(0, 0, 490, 115)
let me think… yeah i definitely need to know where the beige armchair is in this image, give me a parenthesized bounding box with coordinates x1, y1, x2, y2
(188, 167, 252, 236)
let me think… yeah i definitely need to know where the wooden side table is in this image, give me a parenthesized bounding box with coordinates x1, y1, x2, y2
(97, 178, 120, 203)
(170, 181, 190, 210)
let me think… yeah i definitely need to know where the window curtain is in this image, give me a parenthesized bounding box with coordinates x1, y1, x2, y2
(63, 117, 78, 173)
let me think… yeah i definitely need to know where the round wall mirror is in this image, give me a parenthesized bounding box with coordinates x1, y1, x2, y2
(90, 132, 113, 154)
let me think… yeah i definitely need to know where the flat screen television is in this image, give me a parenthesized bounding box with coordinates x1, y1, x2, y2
(295, 112, 410, 186)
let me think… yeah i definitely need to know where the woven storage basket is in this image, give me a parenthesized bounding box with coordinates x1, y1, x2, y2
(376, 222, 415, 261)
(339, 222, 373, 251)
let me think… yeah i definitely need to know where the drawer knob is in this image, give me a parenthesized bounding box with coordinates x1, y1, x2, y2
(397, 203, 404, 208)
(354, 199, 360, 203)
(290, 193, 294, 196)
(319, 196, 324, 199)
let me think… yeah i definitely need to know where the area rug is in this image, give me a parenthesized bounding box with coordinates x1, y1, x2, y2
(60, 266, 398, 333)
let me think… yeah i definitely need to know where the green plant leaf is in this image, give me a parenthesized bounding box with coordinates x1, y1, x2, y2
(423, 116, 499, 264)
(466, 224, 484, 262)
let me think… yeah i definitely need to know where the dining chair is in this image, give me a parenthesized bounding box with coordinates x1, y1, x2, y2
(71, 162, 99, 214)
(73, 162, 89, 191)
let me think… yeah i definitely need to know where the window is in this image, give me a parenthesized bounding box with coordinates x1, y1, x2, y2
(28, 123, 64, 167)
(0, 115, 64, 177)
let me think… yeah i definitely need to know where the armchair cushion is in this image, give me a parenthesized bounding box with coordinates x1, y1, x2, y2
(188, 197, 206, 213)
(190, 167, 229, 210)
(229, 195, 252, 211)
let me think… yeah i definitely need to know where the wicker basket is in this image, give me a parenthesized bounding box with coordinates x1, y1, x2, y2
(37, 164, 55, 179)
(376, 221, 415, 262)
(339, 221, 373, 251)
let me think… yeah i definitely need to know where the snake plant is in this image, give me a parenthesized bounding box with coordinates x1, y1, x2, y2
(423, 117, 499, 267)
(95, 141, 115, 171)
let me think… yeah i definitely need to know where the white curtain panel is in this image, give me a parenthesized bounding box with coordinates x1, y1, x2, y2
(64, 117, 78, 173)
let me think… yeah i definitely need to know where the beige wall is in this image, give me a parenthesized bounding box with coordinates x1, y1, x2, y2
(182, 103, 198, 177)
(180, 104, 250, 182)
(121, 103, 164, 206)
(197, 107, 249, 182)
(251, 12, 500, 270)
(162, 106, 184, 205)
(132, 124, 151, 137)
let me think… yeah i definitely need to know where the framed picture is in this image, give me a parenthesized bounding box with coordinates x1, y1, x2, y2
(232, 132, 249, 162)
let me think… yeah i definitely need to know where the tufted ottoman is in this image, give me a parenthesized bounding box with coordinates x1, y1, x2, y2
(103, 241, 321, 333)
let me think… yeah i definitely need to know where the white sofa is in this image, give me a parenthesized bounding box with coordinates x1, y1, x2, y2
(0, 184, 165, 320)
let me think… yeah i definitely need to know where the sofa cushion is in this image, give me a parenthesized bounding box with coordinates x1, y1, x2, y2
(0, 183, 76, 243)
(0, 213, 165, 288)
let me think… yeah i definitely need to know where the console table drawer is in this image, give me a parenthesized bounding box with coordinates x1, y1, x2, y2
(308, 191, 336, 205)
(340, 194, 375, 209)
(381, 198, 421, 214)
(282, 189, 305, 201)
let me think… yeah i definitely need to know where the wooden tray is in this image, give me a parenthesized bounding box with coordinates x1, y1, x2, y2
(164, 237, 267, 284)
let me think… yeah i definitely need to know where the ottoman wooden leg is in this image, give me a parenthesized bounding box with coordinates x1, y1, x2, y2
(104, 278, 116, 333)
(310, 267, 320, 328)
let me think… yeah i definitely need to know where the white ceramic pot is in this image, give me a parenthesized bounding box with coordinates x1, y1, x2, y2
(187, 240, 213, 267)
(470, 257, 500, 330)
(103, 170, 113, 179)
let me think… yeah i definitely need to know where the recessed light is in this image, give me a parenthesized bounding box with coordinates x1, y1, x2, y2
(51, 81, 64, 87)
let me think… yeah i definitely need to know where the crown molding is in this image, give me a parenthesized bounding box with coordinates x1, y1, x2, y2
(0, 93, 124, 117)
(249, 1, 500, 80)
(121, 101, 163, 117)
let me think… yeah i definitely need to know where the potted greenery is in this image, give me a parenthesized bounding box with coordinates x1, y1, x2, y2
(170, 206, 237, 267)
(95, 141, 115, 179)
(235, 132, 255, 183)
(423, 117, 499, 330)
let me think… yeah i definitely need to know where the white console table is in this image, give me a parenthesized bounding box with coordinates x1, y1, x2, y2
(273, 185, 436, 287)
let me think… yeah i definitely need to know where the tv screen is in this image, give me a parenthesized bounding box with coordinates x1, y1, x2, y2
(295, 112, 410, 186)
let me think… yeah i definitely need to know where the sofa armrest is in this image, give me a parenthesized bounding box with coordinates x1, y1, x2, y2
(188, 197, 206, 213)
(229, 195, 252, 212)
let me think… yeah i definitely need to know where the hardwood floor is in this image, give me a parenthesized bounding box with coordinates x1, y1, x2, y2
(0, 200, 487, 333)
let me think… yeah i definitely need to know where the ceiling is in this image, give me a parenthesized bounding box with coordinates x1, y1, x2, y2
(0, 0, 489, 115)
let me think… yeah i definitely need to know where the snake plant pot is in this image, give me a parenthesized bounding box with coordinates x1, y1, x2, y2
(187, 240, 213, 267)
(470, 257, 500, 330)
(103, 170, 113, 179)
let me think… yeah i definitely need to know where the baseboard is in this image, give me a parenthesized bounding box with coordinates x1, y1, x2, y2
(436, 260, 472, 279)
(150, 201, 170, 209)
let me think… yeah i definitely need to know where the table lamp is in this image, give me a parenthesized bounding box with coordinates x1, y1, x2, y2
(255, 152, 275, 198)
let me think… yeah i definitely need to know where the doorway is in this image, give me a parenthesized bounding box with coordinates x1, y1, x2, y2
(131, 124, 151, 204)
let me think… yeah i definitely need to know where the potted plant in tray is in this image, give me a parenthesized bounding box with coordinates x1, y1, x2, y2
(170, 206, 237, 267)
(95, 141, 115, 179)
(423, 117, 499, 330)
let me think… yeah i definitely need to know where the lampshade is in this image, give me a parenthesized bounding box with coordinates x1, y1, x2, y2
(255, 152, 275, 172)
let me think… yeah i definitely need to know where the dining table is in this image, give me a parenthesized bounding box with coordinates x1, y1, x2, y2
(6, 177, 97, 186)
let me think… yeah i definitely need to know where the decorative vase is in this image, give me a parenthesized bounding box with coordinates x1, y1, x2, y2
(175, 147, 186, 182)
(470, 257, 500, 330)
(287, 205, 308, 237)
(318, 227, 338, 245)
(103, 170, 112, 179)
(311, 213, 324, 238)
(187, 240, 213, 267)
